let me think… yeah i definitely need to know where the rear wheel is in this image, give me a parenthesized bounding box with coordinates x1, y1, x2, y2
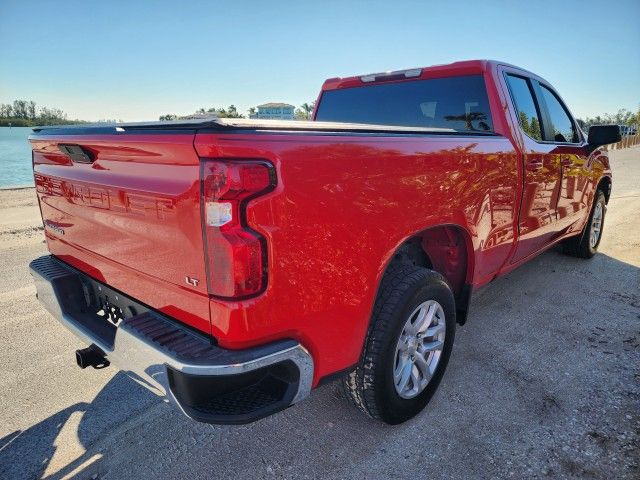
(342, 265, 456, 424)
(563, 189, 606, 258)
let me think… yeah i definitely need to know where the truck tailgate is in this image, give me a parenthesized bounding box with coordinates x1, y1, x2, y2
(30, 130, 211, 334)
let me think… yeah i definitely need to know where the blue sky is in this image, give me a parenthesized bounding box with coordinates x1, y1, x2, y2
(1, 0, 638, 122)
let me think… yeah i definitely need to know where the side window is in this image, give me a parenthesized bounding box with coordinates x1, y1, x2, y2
(505, 74, 543, 141)
(539, 85, 578, 143)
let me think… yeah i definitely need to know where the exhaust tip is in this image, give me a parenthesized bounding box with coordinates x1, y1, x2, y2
(75, 345, 110, 369)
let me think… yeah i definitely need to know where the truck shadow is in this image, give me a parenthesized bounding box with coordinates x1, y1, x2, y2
(0, 373, 161, 480)
(2, 249, 638, 480)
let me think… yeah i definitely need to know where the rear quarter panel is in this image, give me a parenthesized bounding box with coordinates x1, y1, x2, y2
(196, 132, 519, 382)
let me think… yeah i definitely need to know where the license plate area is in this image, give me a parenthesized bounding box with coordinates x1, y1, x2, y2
(97, 295, 126, 326)
(32, 256, 161, 350)
(77, 273, 150, 330)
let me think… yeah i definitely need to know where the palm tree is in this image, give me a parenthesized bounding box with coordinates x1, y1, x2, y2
(300, 103, 313, 119)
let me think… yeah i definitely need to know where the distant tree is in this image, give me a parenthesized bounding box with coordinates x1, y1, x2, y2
(612, 108, 634, 125)
(301, 102, 314, 117)
(0, 99, 83, 126)
(158, 105, 245, 121)
(577, 106, 640, 130)
(28, 101, 36, 119)
(294, 101, 316, 120)
(633, 107, 640, 128)
(12, 100, 28, 118)
(0, 104, 13, 117)
(248, 107, 256, 116)
(215, 105, 243, 118)
(222, 105, 243, 118)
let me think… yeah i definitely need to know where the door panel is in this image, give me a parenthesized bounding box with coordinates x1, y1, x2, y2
(503, 73, 562, 263)
(512, 145, 562, 262)
(554, 148, 590, 232)
(535, 84, 590, 232)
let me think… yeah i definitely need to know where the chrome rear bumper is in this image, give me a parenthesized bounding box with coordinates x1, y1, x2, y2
(29, 255, 314, 424)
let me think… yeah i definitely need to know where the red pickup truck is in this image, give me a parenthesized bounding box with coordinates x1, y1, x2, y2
(29, 60, 619, 425)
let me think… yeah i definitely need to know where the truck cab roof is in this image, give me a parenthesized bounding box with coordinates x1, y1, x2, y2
(320, 59, 541, 91)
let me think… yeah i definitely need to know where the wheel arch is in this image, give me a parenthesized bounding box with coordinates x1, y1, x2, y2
(344, 223, 476, 386)
(377, 223, 475, 326)
(597, 175, 612, 203)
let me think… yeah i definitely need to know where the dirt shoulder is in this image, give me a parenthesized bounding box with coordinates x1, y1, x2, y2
(0, 187, 42, 249)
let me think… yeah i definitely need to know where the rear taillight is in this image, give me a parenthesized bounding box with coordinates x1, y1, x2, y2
(201, 160, 275, 298)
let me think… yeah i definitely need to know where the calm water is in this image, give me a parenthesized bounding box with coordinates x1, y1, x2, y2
(0, 127, 34, 188)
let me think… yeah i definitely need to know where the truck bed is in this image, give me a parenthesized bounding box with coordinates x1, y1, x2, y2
(32, 117, 497, 136)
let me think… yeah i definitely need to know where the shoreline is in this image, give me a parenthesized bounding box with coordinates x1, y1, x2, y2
(0, 185, 34, 191)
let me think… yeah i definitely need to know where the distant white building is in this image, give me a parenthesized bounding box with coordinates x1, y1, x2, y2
(250, 103, 295, 120)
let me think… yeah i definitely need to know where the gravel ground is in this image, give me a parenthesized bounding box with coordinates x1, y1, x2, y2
(0, 148, 638, 480)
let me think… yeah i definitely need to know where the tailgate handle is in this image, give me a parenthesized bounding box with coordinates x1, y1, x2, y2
(58, 144, 95, 164)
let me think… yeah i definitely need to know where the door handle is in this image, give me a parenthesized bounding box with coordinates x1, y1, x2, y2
(560, 157, 572, 167)
(526, 158, 544, 171)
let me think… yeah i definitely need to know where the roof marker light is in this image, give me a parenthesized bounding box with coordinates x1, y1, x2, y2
(360, 68, 423, 83)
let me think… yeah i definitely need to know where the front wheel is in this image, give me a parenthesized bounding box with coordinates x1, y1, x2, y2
(341, 265, 456, 424)
(563, 189, 606, 258)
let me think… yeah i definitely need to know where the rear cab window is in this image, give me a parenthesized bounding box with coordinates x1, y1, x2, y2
(315, 75, 494, 132)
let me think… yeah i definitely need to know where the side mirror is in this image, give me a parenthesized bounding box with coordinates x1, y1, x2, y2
(588, 125, 622, 148)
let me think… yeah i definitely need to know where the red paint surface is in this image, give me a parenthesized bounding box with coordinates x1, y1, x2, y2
(30, 60, 611, 385)
(31, 134, 211, 334)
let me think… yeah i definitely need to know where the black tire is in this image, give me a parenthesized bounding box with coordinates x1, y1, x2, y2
(563, 189, 606, 259)
(342, 265, 456, 424)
